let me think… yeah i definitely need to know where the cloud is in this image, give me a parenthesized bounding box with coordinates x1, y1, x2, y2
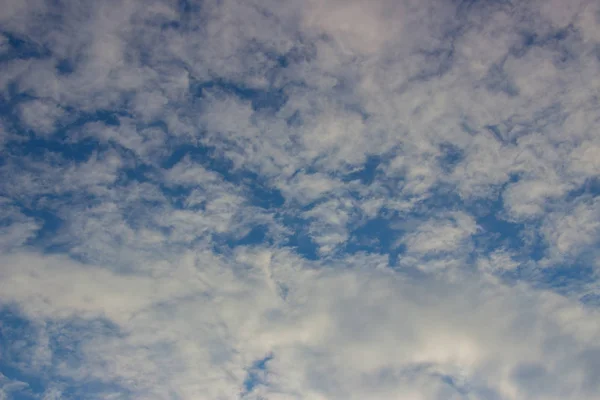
(1, 0, 600, 399)
(401, 212, 478, 256)
(0, 197, 40, 251)
(542, 197, 600, 261)
(17, 99, 65, 136)
(0, 373, 30, 400)
(2, 250, 600, 399)
(279, 172, 342, 206)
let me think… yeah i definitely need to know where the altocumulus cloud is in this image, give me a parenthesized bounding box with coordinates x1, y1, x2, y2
(1, 0, 600, 399)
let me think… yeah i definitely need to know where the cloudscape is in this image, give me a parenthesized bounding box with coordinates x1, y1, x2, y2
(1, 0, 600, 399)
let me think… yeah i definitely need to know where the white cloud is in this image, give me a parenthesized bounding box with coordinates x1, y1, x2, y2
(0, 373, 30, 400)
(502, 179, 567, 220)
(75, 119, 170, 163)
(1, 250, 600, 399)
(304, 198, 353, 254)
(450, 133, 516, 199)
(18, 99, 65, 136)
(301, 0, 402, 55)
(570, 141, 600, 176)
(402, 212, 478, 256)
(278, 172, 342, 206)
(1, 0, 600, 399)
(542, 198, 600, 260)
(0, 198, 40, 251)
(478, 250, 520, 274)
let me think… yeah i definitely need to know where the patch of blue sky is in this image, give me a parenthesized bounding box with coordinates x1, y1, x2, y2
(4, 136, 103, 163)
(437, 142, 465, 173)
(118, 163, 155, 186)
(281, 215, 320, 260)
(242, 354, 274, 396)
(0, 313, 46, 392)
(225, 225, 269, 248)
(566, 176, 600, 200)
(410, 46, 456, 82)
(55, 58, 75, 75)
(483, 62, 520, 97)
(57, 380, 134, 400)
(0, 308, 128, 400)
(473, 200, 541, 258)
(1, 105, 122, 163)
(501, 262, 598, 300)
(19, 206, 64, 246)
(0, 31, 51, 63)
(162, 143, 285, 210)
(341, 155, 382, 185)
(192, 79, 288, 113)
(437, 373, 470, 397)
(345, 215, 406, 266)
(580, 293, 600, 308)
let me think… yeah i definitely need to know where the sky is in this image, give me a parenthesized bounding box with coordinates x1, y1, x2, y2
(1, 0, 600, 399)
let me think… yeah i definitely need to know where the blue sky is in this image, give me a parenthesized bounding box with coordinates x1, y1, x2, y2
(1, 0, 600, 399)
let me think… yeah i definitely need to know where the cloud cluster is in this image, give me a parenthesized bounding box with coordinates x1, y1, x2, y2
(1, 0, 600, 399)
(2, 250, 600, 399)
